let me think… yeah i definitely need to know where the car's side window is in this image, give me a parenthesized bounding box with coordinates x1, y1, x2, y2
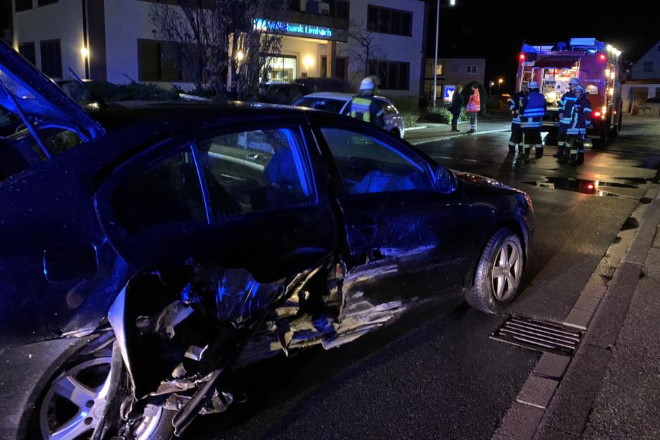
(111, 146, 206, 233)
(201, 127, 313, 217)
(320, 127, 433, 194)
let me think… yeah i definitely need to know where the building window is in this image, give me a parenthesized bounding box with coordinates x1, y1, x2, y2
(138, 39, 193, 82)
(328, 0, 349, 19)
(642, 61, 653, 72)
(369, 60, 409, 90)
(37, 0, 58, 6)
(466, 65, 477, 74)
(15, 0, 32, 12)
(19, 42, 36, 65)
(367, 5, 412, 37)
(40, 39, 62, 78)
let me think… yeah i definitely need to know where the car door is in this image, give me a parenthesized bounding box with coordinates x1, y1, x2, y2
(94, 119, 338, 281)
(313, 120, 471, 300)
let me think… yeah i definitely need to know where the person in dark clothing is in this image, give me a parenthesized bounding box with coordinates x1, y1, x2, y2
(449, 85, 464, 132)
(520, 81, 547, 158)
(507, 84, 527, 153)
(561, 85, 592, 164)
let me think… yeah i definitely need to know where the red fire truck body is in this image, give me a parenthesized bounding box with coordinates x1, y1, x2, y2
(515, 37, 623, 146)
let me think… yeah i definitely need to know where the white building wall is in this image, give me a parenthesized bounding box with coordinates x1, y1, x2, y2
(104, 0, 153, 84)
(342, 0, 424, 97)
(629, 40, 660, 81)
(13, 0, 85, 79)
(12, 0, 426, 96)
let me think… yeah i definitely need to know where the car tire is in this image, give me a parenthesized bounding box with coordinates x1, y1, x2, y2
(465, 228, 524, 314)
(28, 332, 176, 440)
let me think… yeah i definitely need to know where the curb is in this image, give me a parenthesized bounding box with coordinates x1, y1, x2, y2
(492, 182, 660, 440)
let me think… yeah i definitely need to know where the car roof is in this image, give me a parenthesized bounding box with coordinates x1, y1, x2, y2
(300, 92, 394, 104)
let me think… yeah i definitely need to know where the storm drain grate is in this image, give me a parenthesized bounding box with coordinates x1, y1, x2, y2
(490, 315, 583, 356)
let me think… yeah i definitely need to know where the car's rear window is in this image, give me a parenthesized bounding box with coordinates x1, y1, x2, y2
(294, 97, 347, 114)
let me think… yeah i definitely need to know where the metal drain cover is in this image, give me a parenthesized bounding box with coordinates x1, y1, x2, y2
(491, 315, 583, 356)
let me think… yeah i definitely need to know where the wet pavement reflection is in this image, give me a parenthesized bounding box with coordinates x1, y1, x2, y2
(524, 177, 642, 197)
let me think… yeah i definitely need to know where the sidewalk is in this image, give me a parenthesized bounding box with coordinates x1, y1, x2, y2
(494, 183, 660, 440)
(405, 116, 510, 146)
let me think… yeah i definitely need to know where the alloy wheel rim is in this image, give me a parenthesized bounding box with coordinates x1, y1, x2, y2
(39, 355, 162, 440)
(490, 240, 522, 302)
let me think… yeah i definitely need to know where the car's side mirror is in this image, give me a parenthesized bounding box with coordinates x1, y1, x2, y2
(434, 166, 457, 194)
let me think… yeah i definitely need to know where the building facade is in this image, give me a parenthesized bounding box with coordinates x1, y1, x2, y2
(423, 57, 486, 105)
(621, 40, 660, 113)
(11, 0, 426, 97)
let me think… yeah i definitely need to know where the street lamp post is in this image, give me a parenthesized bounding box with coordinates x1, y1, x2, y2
(432, 0, 440, 110)
(489, 81, 494, 97)
(498, 78, 504, 95)
(432, 0, 455, 110)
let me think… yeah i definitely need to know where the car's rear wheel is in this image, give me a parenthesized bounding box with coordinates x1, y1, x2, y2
(30, 334, 174, 440)
(465, 228, 523, 314)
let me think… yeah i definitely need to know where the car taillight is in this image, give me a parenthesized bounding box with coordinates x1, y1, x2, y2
(593, 111, 602, 118)
(519, 53, 526, 61)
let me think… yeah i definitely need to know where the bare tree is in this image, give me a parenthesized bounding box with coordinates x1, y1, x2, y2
(149, 0, 284, 99)
(346, 19, 384, 83)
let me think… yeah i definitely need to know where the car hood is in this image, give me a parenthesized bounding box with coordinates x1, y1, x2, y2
(452, 170, 522, 193)
(0, 41, 105, 141)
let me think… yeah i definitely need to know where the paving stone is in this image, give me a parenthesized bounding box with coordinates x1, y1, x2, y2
(533, 423, 581, 440)
(533, 353, 571, 379)
(573, 295, 600, 312)
(494, 402, 545, 440)
(563, 308, 591, 330)
(516, 375, 558, 409)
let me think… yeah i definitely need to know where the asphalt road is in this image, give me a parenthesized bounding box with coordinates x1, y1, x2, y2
(188, 115, 660, 440)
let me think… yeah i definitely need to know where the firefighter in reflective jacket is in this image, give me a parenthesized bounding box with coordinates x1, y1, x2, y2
(561, 85, 592, 164)
(520, 81, 547, 158)
(350, 77, 385, 129)
(556, 77, 581, 158)
(507, 83, 527, 153)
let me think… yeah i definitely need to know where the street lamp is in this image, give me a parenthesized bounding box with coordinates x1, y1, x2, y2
(433, 0, 455, 110)
(498, 78, 504, 95)
(489, 81, 494, 96)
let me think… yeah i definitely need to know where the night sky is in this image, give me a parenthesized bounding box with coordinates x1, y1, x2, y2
(426, 0, 658, 94)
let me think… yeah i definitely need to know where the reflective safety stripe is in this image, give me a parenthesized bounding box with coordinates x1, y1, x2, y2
(567, 127, 587, 135)
(350, 98, 372, 122)
(522, 108, 545, 117)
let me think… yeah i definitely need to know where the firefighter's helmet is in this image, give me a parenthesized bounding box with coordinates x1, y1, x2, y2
(575, 85, 585, 93)
(569, 77, 580, 86)
(529, 81, 539, 90)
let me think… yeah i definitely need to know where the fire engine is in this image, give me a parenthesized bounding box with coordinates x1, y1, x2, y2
(515, 37, 623, 147)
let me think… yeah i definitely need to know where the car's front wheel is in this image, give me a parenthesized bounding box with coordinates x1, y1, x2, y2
(465, 228, 524, 314)
(30, 333, 175, 440)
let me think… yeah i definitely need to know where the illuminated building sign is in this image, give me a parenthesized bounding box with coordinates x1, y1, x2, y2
(254, 18, 343, 41)
(443, 85, 456, 103)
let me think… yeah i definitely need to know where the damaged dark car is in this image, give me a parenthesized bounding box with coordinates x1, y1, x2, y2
(0, 41, 534, 440)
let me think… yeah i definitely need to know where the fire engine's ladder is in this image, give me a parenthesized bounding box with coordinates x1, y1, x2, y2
(519, 63, 535, 89)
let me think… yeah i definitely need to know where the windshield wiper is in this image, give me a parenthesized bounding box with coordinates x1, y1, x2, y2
(67, 67, 108, 110)
(0, 77, 51, 159)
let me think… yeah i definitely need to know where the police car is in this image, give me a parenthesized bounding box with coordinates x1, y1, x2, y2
(293, 92, 406, 138)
